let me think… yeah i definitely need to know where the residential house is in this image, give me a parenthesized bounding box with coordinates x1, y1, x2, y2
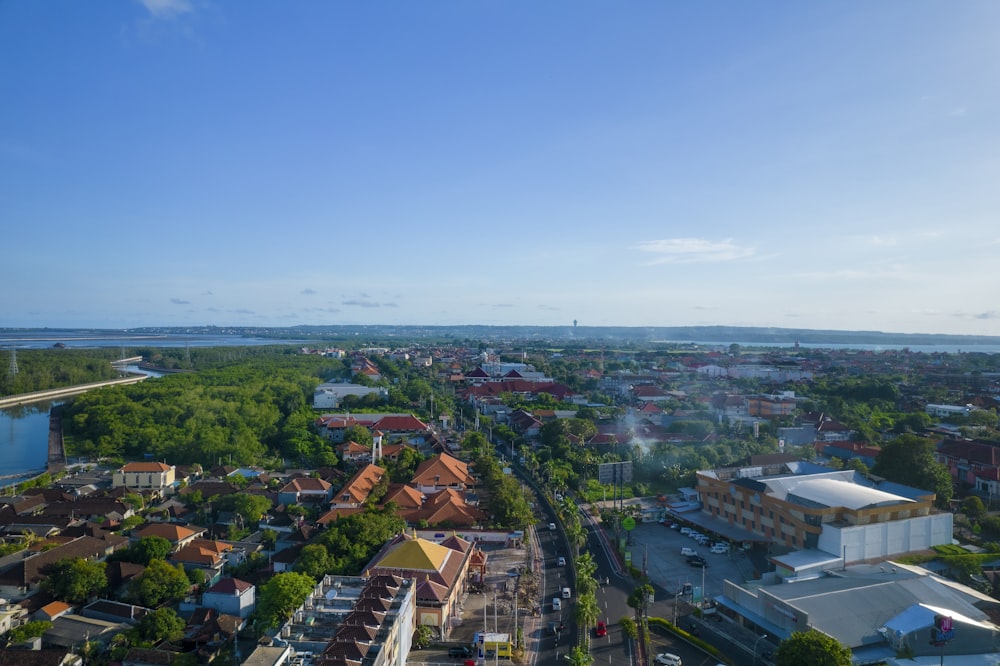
(817, 441, 882, 468)
(0, 534, 128, 598)
(112, 462, 176, 496)
(336, 440, 372, 465)
(277, 477, 333, 506)
(36, 601, 73, 622)
(411, 454, 475, 494)
(400, 489, 487, 528)
(132, 523, 205, 551)
(201, 577, 255, 619)
(80, 599, 148, 625)
(0, 597, 28, 635)
(746, 394, 797, 418)
(937, 439, 1000, 489)
(329, 464, 386, 510)
(42, 614, 124, 650)
(0, 650, 82, 666)
(170, 539, 232, 583)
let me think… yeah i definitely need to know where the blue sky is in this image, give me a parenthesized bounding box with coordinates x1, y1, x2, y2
(3, 1, 1000, 335)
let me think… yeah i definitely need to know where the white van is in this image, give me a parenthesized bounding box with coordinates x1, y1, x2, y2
(680, 547, 698, 557)
(711, 544, 730, 554)
(552, 597, 562, 611)
(679, 527, 692, 535)
(562, 587, 571, 599)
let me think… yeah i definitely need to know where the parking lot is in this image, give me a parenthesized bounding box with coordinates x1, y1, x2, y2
(625, 520, 748, 618)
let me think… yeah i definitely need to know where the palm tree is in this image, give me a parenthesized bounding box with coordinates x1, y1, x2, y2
(575, 593, 600, 650)
(564, 644, 593, 666)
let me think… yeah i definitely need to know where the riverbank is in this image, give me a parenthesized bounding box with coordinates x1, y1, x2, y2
(0, 373, 148, 409)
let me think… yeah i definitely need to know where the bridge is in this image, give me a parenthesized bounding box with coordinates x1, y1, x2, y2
(111, 355, 143, 367)
(0, 374, 148, 409)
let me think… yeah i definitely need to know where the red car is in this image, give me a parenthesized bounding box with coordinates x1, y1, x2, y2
(595, 621, 607, 637)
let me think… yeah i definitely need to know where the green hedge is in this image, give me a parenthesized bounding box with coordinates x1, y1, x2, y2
(648, 617, 731, 664)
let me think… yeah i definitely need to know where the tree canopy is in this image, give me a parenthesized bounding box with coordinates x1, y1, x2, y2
(62, 359, 332, 466)
(128, 559, 190, 607)
(41, 558, 107, 604)
(872, 434, 953, 507)
(258, 572, 316, 630)
(774, 629, 852, 666)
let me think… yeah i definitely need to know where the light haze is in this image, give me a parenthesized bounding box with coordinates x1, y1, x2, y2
(3, 1, 999, 334)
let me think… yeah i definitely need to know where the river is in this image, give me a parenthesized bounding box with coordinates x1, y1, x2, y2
(0, 365, 174, 488)
(0, 330, 307, 485)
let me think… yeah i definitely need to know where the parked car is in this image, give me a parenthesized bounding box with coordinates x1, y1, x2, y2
(710, 544, 729, 554)
(547, 622, 557, 635)
(448, 646, 473, 658)
(679, 527, 692, 535)
(688, 555, 708, 568)
(654, 654, 683, 666)
(680, 547, 698, 557)
(595, 621, 607, 637)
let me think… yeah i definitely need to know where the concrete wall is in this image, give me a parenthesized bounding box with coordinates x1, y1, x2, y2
(818, 513, 953, 563)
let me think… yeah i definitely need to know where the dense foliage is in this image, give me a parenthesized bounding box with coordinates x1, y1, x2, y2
(872, 434, 953, 507)
(463, 432, 534, 529)
(774, 629, 852, 666)
(0, 348, 121, 396)
(310, 507, 407, 576)
(127, 559, 191, 607)
(63, 359, 333, 466)
(257, 571, 316, 630)
(41, 558, 107, 604)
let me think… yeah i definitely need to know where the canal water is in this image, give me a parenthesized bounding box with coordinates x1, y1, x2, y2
(0, 399, 58, 487)
(0, 365, 167, 487)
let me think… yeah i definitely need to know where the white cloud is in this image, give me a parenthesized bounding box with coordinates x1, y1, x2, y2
(138, 0, 193, 19)
(868, 235, 897, 246)
(636, 238, 756, 265)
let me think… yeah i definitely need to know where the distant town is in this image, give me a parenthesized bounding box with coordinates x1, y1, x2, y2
(1, 335, 1000, 666)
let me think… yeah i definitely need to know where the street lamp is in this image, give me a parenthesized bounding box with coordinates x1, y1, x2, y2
(753, 633, 769, 665)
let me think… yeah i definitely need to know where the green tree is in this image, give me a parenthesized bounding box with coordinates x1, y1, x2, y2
(342, 425, 373, 449)
(258, 572, 316, 630)
(871, 434, 953, 507)
(413, 624, 433, 649)
(619, 616, 637, 640)
(232, 493, 273, 526)
(6, 620, 51, 645)
(129, 536, 173, 566)
(133, 608, 185, 643)
(294, 544, 332, 580)
(41, 558, 107, 604)
(129, 559, 190, 607)
(963, 495, 986, 519)
(563, 644, 593, 666)
(774, 629, 852, 666)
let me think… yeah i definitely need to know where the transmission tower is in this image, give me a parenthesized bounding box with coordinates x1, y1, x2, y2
(7, 348, 18, 377)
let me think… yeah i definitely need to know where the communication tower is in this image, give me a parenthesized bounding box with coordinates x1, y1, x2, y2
(7, 348, 18, 377)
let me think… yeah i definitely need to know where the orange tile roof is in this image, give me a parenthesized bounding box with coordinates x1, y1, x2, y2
(121, 462, 173, 473)
(336, 464, 386, 504)
(135, 523, 201, 543)
(411, 453, 474, 487)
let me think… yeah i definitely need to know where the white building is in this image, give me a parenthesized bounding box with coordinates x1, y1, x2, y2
(313, 383, 387, 409)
